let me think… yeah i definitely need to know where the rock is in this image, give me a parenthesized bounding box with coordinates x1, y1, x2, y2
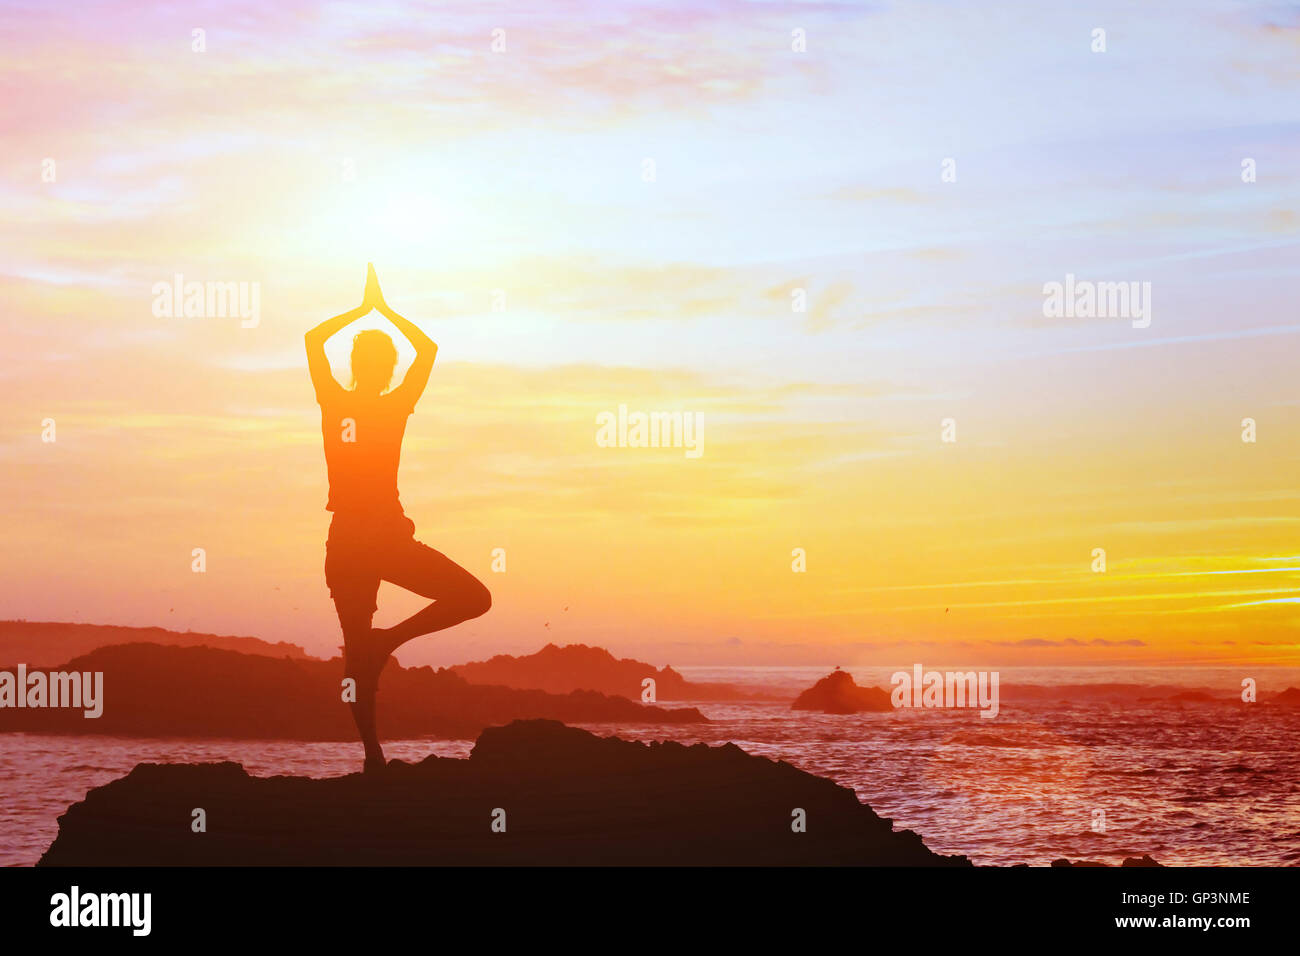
(451, 642, 773, 700)
(1273, 687, 1300, 706)
(0, 619, 313, 667)
(1051, 855, 1162, 867)
(0, 643, 706, 740)
(792, 669, 892, 713)
(37, 719, 970, 866)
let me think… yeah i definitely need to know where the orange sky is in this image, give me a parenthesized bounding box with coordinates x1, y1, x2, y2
(2, 1, 1298, 668)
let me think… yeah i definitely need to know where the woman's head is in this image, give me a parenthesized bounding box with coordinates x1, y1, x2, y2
(350, 330, 398, 393)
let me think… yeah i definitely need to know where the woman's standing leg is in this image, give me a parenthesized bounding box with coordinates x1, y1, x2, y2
(326, 526, 388, 771)
(336, 603, 386, 770)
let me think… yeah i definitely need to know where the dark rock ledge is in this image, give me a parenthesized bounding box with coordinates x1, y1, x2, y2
(39, 719, 970, 867)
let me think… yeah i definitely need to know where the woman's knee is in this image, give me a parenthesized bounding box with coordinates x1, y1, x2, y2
(460, 577, 492, 619)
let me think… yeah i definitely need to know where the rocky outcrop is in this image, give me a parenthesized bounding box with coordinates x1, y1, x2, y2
(38, 719, 971, 866)
(791, 669, 892, 714)
(0, 643, 705, 739)
(0, 619, 313, 666)
(451, 642, 772, 700)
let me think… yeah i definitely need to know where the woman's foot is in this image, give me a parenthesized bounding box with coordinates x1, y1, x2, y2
(363, 753, 387, 776)
(369, 625, 406, 661)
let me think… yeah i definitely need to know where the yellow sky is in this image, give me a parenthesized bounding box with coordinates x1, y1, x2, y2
(2, 1, 1298, 668)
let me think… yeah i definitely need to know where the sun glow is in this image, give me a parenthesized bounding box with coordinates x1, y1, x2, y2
(300, 165, 493, 274)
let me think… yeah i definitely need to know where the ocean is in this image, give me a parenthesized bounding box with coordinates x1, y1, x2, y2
(3, 665, 1298, 867)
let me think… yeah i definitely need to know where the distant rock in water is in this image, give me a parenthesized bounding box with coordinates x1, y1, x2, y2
(1167, 690, 1217, 703)
(0, 619, 313, 667)
(450, 642, 772, 700)
(38, 719, 970, 866)
(0, 643, 705, 740)
(1010, 683, 1228, 705)
(792, 669, 892, 714)
(1273, 687, 1300, 707)
(1051, 855, 1162, 867)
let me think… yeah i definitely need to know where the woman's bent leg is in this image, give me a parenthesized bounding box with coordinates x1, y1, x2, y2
(375, 540, 491, 657)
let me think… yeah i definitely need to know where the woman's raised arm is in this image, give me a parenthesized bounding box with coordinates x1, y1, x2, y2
(365, 264, 437, 406)
(305, 300, 369, 401)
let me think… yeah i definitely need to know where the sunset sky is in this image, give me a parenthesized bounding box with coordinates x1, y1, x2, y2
(2, 0, 1298, 668)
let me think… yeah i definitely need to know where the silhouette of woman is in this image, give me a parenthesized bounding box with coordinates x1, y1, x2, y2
(306, 265, 491, 773)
